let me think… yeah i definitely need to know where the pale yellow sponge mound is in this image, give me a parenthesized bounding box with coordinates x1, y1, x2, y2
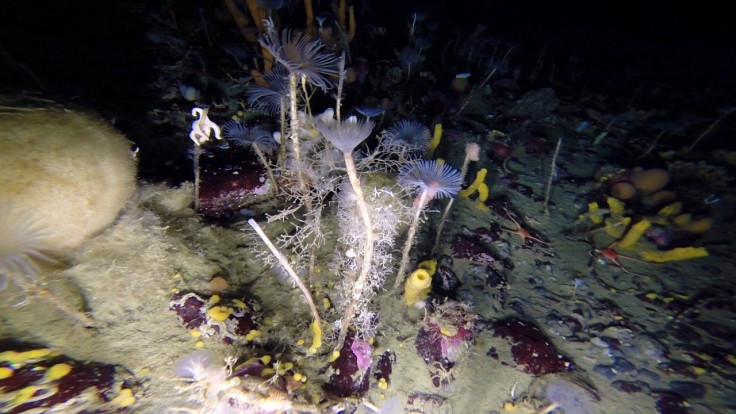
(0, 107, 136, 256)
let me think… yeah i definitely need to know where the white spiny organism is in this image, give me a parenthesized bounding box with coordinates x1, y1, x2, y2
(259, 107, 345, 280)
(172, 351, 323, 413)
(353, 310, 379, 340)
(333, 182, 410, 338)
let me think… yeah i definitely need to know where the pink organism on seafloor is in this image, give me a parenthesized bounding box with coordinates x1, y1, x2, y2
(414, 301, 479, 388)
(351, 338, 373, 372)
(438, 322, 474, 362)
(416, 301, 479, 365)
(430, 303, 478, 363)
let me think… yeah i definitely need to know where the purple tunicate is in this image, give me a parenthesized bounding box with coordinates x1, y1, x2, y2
(351, 339, 372, 372)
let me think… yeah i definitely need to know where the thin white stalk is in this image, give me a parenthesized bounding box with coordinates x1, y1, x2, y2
(335, 52, 346, 123)
(192, 145, 202, 210)
(544, 137, 562, 216)
(334, 152, 375, 351)
(247, 219, 321, 326)
(252, 145, 278, 195)
(432, 153, 473, 255)
(288, 73, 317, 276)
(393, 190, 429, 290)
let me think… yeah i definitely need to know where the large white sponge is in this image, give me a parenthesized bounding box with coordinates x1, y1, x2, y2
(0, 107, 137, 265)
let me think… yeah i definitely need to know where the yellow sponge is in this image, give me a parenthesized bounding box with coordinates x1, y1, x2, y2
(605, 216, 631, 239)
(428, 124, 443, 153)
(111, 388, 136, 408)
(607, 197, 626, 217)
(640, 247, 708, 262)
(206, 306, 233, 322)
(459, 168, 488, 199)
(308, 321, 322, 354)
(587, 202, 603, 224)
(619, 218, 651, 249)
(41, 363, 72, 383)
(475, 186, 490, 211)
(417, 259, 437, 276)
(657, 202, 683, 218)
(404, 269, 432, 306)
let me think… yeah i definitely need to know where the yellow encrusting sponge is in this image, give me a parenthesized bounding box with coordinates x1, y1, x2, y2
(206, 306, 234, 322)
(607, 197, 626, 217)
(640, 247, 708, 263)
(458, 168, 489, 210)
(605, 216, 631, 239)
(428, 123, 443, 156)
(587, 202, 603, 224)
(619, 218, 651, 249)
(308, 320, 322, 354)
(404, 268, 432, 306)
(417, 259, 437, 276)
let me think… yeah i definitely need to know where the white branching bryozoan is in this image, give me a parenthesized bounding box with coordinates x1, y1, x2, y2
(258, 18, 339, 279)
(333, 184, 410, 341)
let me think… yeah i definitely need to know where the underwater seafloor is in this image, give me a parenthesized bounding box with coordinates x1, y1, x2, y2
(2, 1, 736, 413)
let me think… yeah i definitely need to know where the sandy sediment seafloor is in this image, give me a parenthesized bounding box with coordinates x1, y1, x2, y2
(1, 176, 735, 413)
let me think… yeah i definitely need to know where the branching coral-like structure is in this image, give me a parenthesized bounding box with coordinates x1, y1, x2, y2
(332, 182, 411, 341)
(256, 18, 340, 279)
(172, 351, 324, 414)
(316, 115, 376, 351)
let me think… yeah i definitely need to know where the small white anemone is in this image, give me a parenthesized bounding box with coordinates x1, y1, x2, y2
(174, 350, 225, 382)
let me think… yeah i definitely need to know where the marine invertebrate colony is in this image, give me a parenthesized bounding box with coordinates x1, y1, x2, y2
(0, 346, 135, 412)
(394, 160, 463, 289)
(224, 121, 279, 193)
(173, 351, 323, 413)
(414, 301, 479, 387)
(316, 115, 377, 351)
(0, 105, 135, 325)
(259, 18, 339, 91)
(0, 107, 136, 252)
(257, 18, 340, 279)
